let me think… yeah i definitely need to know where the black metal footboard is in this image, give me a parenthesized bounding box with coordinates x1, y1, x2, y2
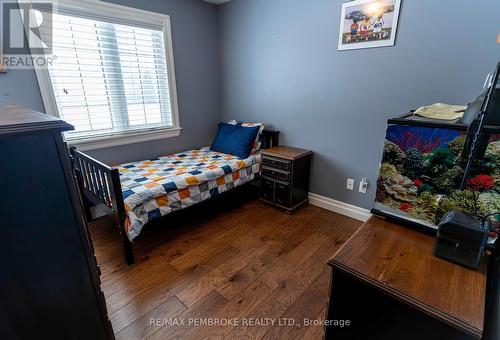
(69, 147, 134, 265)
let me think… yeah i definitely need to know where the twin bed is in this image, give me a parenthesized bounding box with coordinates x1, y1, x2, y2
(70, 129, 279, 265)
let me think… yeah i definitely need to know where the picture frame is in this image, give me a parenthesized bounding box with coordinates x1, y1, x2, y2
(338, 0, 402, 51)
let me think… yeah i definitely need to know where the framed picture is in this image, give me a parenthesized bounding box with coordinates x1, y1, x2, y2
(338, 0, 402, 51)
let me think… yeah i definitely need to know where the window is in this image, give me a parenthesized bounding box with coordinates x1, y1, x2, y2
(34, 1, 180, 149)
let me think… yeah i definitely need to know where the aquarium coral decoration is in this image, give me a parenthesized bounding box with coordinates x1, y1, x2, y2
(403, 148, 424, 178)
(376, 178, 387, 202)
(467, 174, 494, 192)
(484, 141, 500, 177)
(409, 191, 439, 223)
(386, 125, 462, 153)
(432, 166, 464, 193)
(383, 173, 418, 203)
(418, 183, 433, 194)
(447, 135, 466, 156)
(374, 124, 499, 229)
(394, 131, 445, 153)
(380, 162, 398, 180)
(437, 190, 489, 219)
(479, 191, 500, 218)
(382, 141, 405, 169)
(427, 148, 456, 167)
(486, 139, 500, 156)
(413, 179, 423, 187)
(400, 203, 412, 212)
(426, 148, 457, 178)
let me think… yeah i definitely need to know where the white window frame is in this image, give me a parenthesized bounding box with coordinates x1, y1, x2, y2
(21, 0, 181, 151)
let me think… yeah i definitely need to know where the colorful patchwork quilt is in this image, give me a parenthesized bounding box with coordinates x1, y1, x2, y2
(115, 147, 261, 241)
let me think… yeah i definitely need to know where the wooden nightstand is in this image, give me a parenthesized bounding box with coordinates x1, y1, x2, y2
(260, 146, 312, 213)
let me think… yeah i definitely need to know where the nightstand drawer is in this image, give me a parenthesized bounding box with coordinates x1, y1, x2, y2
(262, 166, 290, 182)
(262, 156, 291, 171)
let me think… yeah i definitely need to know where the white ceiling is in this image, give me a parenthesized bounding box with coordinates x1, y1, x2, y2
(204, 0, 232, 5)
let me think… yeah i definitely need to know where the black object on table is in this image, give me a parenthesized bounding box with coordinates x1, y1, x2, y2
(433, 210, 489, 270)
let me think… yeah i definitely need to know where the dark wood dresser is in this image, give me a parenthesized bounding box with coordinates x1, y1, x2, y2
(260, 146, 312, 213)
(0, 106, 114, 339)
(326, 216, 486, 339)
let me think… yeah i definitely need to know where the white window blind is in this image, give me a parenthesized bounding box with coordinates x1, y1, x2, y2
(42, 10, 175, 141)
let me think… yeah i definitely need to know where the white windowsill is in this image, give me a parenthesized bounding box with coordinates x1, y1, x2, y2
(66, 127, 182, 151)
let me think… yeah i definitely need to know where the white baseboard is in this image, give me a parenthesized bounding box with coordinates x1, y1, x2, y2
(308, 192, 371, 222)
(90, 193, 371, 222)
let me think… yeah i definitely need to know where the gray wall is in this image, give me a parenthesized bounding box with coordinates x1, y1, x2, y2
(218, 0, 500, 209)
(0, 0, 220, 164)
(2, 0, 500, 209)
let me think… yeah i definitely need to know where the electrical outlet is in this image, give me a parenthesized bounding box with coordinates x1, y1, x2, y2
(359, 178, 368, 194)
(346, 178, 354, 190)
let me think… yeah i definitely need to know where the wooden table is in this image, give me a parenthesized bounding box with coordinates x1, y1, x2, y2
(325, 216, 486, 339)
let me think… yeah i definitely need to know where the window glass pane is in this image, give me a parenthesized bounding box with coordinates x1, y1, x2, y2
(44, 11, 174, 140)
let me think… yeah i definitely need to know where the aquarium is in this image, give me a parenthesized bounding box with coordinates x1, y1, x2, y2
(372, 115, 500, 231)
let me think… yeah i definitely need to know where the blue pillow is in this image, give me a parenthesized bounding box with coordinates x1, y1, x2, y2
(211, 123, 260, 159)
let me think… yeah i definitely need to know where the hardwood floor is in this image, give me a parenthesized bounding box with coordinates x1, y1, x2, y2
(89, 197, 362, 340)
